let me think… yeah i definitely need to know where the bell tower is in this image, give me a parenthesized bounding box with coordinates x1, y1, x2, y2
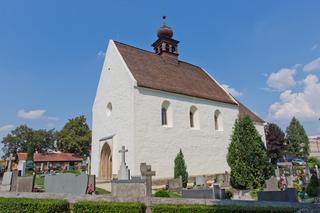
(152, 16, 179, 61)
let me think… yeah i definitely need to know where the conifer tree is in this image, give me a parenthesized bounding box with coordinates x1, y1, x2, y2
(286, 117, 309, 159)
(174, 149, 189, 188)
(227, 116, 273, 189)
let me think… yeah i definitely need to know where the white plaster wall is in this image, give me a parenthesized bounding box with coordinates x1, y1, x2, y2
(255, 123, 266, 146)
(133, 87, 239, 179)
(91, 40, 136, 177)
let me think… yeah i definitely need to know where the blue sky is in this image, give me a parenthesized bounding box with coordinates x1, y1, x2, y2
(1, 1, 320, 153)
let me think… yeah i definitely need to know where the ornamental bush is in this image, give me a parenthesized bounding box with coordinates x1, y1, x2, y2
(227, 116, 273, 189)
(174, 149, 189, 188)
(0, 198, 69, 213)
(306, 174, 320, 197)
(73, 201, 145, 213)
(152, 204, 296, 213)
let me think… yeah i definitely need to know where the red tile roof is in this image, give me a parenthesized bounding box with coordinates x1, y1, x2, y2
(238, 101, 264, 123)
(17, 153, 83, 162)
(114, 41, 264, 124)
(114, 41, 237, 105)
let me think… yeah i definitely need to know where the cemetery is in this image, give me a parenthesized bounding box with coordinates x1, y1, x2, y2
(0, 143, 320, 212)
(1, 6, 320, 212)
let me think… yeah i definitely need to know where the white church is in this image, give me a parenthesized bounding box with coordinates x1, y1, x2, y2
(91, 18, 265, 180)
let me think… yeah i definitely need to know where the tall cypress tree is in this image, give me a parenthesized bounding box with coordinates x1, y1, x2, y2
(174, 149, 189, 188)
(286, 117, 309, 159)
(227, 116, 273, 189)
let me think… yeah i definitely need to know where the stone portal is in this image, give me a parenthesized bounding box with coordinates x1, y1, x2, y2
(99, 143, 112, 180)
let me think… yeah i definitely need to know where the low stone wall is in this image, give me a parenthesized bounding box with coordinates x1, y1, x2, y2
(0, 192, 316, 210)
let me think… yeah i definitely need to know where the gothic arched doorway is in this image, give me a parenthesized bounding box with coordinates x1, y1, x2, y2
(99, 143, 112, 180)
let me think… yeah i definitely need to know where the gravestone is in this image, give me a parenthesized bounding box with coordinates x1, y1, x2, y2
(258, 188, 298, 202)
(44, 173, 89, 194)
(16, 176, 35, 192)
(287, 175, 294, 188)
(195, 176, 206, 188)
(117, 146, 130, 180)
(168, 176, 182, 193)
(21, 161, 26, 177)
(6, 153, 15, 172)
(213, 184, 225, 199)
(0, 171, 13, 191)
(140, 163, 156, 197)
(265, 176, 279, 191)
(10, 170, 18, 192)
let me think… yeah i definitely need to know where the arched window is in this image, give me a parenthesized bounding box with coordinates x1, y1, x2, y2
(161, 101, 172, 126)
(214, 110, 223, 131)
(190, 106, 199, 129)
(190, 111, 194, 128)
(161, 107, 167, 125)
(106, 102, 112, 117)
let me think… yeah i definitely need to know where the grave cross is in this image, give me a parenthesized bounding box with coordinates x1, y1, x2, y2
(119, 146, 128, 164)
(140, 163, 156, 197)
(6, 153, 15, 172)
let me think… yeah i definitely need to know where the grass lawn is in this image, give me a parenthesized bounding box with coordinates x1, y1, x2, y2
(95, 187, 111, 195)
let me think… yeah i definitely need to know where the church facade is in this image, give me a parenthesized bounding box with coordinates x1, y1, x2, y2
(91, 19, 265, 180)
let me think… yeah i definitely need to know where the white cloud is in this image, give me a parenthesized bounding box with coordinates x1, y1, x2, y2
(97, 50, 106, 57)
(311, 44, 318, 51)
(221, 84, 243, 97)
(266, 68, 296, 91)
(268, 74, 320, 121)
(0, 125, 14, 133)
(303, 57, 320, 72)
(17, 109, 46, 120)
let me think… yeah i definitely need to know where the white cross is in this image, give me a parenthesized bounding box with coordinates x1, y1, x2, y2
(119, 146, 128, 164)
(6, 153, 15, 172)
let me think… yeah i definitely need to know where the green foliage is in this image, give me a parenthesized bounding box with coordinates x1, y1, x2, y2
(57, 115, 91, 157)
(94, 187, 111, 195)
(0, 198, 69, 213)
(1, 125, 56, 158)
(286, 117, 309, 159)
(73, 201, 144, 213)
(35, 175, 44, 188)
(306, 174, 320, 197)
(154, 189, 170, 197)
(26, 143, 34, 161)
(265, 123, 286, 165)
(307, 156, 320, 168)
(174, 149, 189, 188)
(152, 204, 296, 213)
(227, 116, 273, 189)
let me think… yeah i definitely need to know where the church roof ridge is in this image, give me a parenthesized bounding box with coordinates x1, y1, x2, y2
(113, 40, 202, 69)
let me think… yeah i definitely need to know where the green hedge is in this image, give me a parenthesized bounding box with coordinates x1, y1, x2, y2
(0, 198, 69, 213)
(152, 204, 297, 213)
(73, 201, 145, 213)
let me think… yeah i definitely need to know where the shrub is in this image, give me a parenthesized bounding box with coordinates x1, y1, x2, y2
(152, 204, 296, 213)
(0, 198, 68, 213)
(73, 201, 145, 213)
(227, 116, 273, 189)
(174, 149, 189, 188)
(307, 157, 320, 168)
(225, 189, 234, 199)
(154, 189, 170, 197)
(306, 174, 320, 197)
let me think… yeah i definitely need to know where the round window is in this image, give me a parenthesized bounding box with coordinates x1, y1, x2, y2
(106, 102, 112, 117)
